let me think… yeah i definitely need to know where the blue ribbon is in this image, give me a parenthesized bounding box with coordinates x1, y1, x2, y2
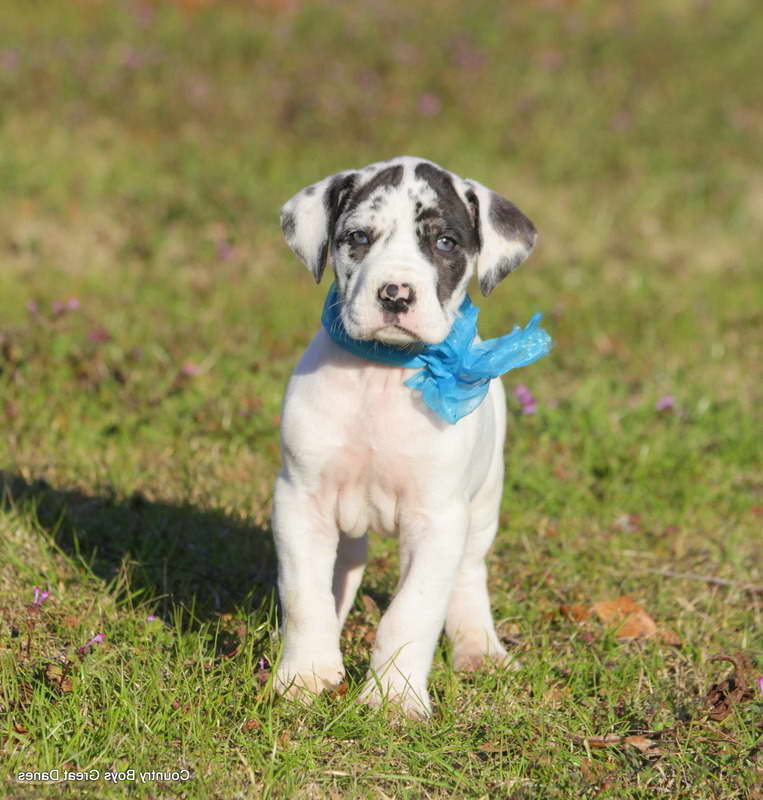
(321, 284, 552, 424)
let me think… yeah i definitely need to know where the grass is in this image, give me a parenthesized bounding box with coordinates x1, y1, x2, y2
(1, 0, 761, 797)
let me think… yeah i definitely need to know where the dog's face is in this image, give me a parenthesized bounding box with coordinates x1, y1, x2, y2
(281, 156, 537, 346)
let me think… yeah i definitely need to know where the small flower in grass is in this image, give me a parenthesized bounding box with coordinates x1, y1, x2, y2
(514, 383, 537, 415)
(758, 676, 763, 696)
(180, 362, 201, 377)
(417, 93, 442, 117)
(26, 300, 38, 314)
(51, 298, 80, 315)
(77, 633, 105, 657)
(32, 586, 49, 606)
(88, 326, 112, 343)
(146, 615, 159, 622)
(656, 395, 676, 412)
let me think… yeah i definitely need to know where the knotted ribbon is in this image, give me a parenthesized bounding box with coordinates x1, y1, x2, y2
(321, 283, 552, 424)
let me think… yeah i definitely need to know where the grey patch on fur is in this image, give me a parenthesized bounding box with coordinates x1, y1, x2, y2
(489, 194, 537, 253)
(479, 256, 520, 296)
(304, 185, 316, 196)
(306, 172, 358, 283)
(475, 193, 537, 296)
(345, 165, 404, 216)
(413, 162, 479, 304)
(281, 211, 296, 241)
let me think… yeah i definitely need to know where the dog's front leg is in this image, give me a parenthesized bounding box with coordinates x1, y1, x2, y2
(272, 473, 344, 699)
(361, 504, 468, 719)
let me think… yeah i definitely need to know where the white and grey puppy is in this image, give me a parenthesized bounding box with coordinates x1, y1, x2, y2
(273, 156, 537, 718)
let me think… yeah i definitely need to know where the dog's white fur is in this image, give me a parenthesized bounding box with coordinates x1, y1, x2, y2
(273, 157, 537, 717)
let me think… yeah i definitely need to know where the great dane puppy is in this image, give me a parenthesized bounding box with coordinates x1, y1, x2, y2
(273, 156, 538, 718)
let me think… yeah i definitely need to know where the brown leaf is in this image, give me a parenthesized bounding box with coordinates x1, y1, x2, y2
(584, 734, 624, 748)
(591, 596, 657, 639)
(479, 741, 508, 753)
(657, 628, 682, 646)
(614, 609, 658, 639)
(242, 719, 261, 732)
(329, 681, 349, 700)
(704, 652, 757, 721)
(361, 594, 380, 618)
(13, 723, 29, 735)
(44, 663, 73, 694)
(624, 735, 660, 755)
(590, 596, 641, 623)
(560, 604, 590, 622)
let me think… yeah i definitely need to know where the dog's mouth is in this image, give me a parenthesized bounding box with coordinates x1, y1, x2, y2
(373, 324, 423, 346)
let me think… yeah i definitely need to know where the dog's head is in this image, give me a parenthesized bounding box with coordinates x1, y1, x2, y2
(280, 156, 537, 346)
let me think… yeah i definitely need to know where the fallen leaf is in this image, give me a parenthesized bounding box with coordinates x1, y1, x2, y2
(584, 733, 624, 748)
(704, 652, 757, 721)
(613, 609, 658, 639)
(329, 681, 349, 700)
(624, 735, 660, 755)
(591, 596, 657, 639)
(657, 628, 682, 646)
(590, 596, 641, 623)
(560, 604, 590, 622)
(479, 741, 508, 753)
(242, 719, 261, 732)
(44, 663, 73, 694)
(13, 723, 29, 735)
(361, 594, 380, 618)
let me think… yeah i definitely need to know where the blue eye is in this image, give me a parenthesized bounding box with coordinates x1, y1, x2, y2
(436, 236, 457, 253)
(348, 230, 370, 245)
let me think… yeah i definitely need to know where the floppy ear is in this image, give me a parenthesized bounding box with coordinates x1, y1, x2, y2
(280, 170, 358, 283)
(463, 180, 538, 296)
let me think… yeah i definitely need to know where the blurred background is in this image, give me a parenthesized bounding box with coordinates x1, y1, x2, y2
(0, 0, 760, 604)
(0, 3, 761, 794)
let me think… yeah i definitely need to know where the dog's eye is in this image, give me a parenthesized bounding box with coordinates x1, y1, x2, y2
(436, 236, 457, 253)
(348, 230, 370, 246)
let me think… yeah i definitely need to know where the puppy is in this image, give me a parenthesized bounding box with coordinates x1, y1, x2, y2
(273, 156, 540, 718)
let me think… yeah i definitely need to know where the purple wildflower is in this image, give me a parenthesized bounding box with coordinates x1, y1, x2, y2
(26, 300, 38, 314)
(77, 633, 105, 656)
(758, 676, 763, 696)
(514, 383, 538, 415)
(32, 586, 49, 606)
(52, 300, 65, 315)
(66, 298, 80, 311)
(181, 362, 201, 376)
(656, 395, 676, 412)
(88, 326, 112, 343)
(146, 615, 159, 622)
(417, 93, 442, 117)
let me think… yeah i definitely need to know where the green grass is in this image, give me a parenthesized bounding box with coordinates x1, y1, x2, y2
(1, 0, 761, 797)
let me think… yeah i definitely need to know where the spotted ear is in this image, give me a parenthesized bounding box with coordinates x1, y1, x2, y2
(280, 171, 358, 283)
(463, 180, 538, 296)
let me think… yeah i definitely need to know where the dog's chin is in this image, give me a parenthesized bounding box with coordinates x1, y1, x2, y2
(373, 326, 422, 346)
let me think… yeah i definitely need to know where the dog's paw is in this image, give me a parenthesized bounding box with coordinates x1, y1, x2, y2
(275, 662, 344, 701)
(452, 644, 520, 673)
(359, 675, 432, 720)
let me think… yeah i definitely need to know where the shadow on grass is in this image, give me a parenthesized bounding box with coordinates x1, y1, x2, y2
(0, 471, 277, 627)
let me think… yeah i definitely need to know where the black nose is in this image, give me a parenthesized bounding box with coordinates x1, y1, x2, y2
(378, 282, 415, 314)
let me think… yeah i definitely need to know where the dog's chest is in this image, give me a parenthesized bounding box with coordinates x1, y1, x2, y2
(321, 365, 432, 537)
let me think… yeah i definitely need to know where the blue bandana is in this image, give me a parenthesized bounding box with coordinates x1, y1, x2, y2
(321, 284, 552, 424)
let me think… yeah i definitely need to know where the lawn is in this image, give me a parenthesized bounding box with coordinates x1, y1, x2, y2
(0, 0, 761, 797)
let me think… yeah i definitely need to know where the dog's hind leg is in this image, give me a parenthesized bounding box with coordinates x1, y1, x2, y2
(333, 532, 368, 628)
(445, 497, 517, 673)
